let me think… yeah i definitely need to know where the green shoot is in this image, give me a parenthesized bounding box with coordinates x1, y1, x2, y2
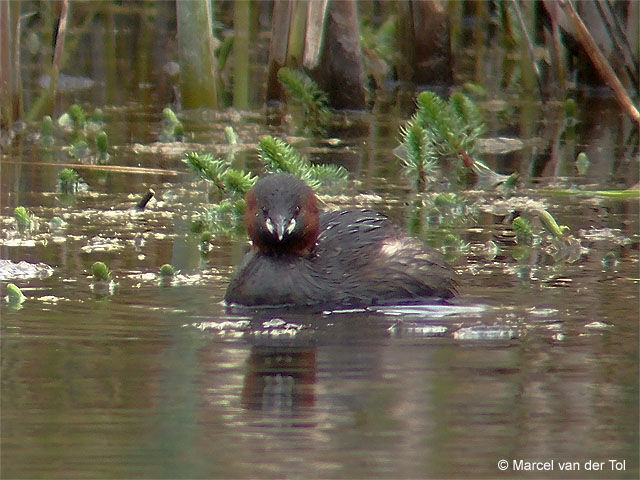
(277, 67, 332, 135)
(41, 115, 55, 147)
(14, 207, 34, 233)
(91, 108, 104, 124)
(182, 152, 256, 197)
(224, 126, 238, 145)
(68, 104, 87, 130)
(512, 216, 533, 245)
(96, 131, 109, 163)
(41, 115, 54, 136)
(161, 107, 184, 142)
(6, 283, 26, 305)
(59, 168, 81, 194)
(412, 90, 486, 158)
(96, 131, 109, 154)
(397, 91, 516, 190)
(91, 261, 112, 281)
(538, 209, 569, 239)
(576, 152, 590, 175)
(258, 136, 348, 190)
(399, 123, 437, 190)
(159, 264, 176, 276)
(50, 216, 67, 231)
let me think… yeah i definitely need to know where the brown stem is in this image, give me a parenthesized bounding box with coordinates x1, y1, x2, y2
(50, 0, 69, 114)
(558, 0, 639, 124)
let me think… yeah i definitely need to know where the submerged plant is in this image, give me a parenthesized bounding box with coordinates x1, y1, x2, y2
(55, 105, 111, 161)
(277, 67, 332, 135)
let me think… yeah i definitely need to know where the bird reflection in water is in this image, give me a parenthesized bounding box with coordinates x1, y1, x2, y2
(241, 346, 316, 411)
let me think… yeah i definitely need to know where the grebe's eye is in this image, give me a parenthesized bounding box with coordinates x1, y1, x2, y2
(294, 205, 301, 216)
(261, 207, 268, 216)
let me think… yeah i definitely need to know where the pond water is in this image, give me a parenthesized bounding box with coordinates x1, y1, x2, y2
(2, 23, 639, 478)
(2, 97, 638, 478)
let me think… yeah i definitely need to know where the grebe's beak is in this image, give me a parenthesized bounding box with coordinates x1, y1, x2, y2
(266, 215, 296, 241)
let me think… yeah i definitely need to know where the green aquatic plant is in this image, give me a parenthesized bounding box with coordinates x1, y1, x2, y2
(412, 91, 486, 159)
(68, 137, 90, 159)
(224, 126, 238, 146)
(360, 16, 398, 79)
(57, 104, 87, 131)
(184, 137, 348, 240)
(159, 264, 176, 276)
(537, 209, 569, 239)
(54, 105, 111, 161)
(512, 216, 533, 245)
(183, 150, 254, 236)
(91, 261, 112, 281)
(68, 104, 87, 130)
(575, 152, 590, 175)
(5, 283, 26, 307)
(41, 115, 54, 136)
(183, 152, 256, 197)
(40, 115, 55, 147)
(258, 136, 349, 190)
(58, 168, 81, 194)
(539, 188, 639, 199)
(50, 216, 67, 231)
(161, 107, 184, 142)
(397, 91, 513, 190)
(277, 67, 332, 135)
(96, 131, 109, 162)
(90, 108, 104, 125)
(399, 122, 437, 190)
(14, 207, 34, 233)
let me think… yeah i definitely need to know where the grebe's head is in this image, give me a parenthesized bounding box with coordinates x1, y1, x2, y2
(245, 174, 319, 255)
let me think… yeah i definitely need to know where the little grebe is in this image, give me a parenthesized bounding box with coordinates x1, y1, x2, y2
(224, 174, 457, 307)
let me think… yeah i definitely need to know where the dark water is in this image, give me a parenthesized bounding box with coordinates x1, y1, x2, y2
(2, 24, 639, 478)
